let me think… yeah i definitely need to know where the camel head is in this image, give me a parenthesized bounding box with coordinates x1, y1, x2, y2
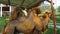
(42, 11, 52, 19)
(42, 11, 52, 32)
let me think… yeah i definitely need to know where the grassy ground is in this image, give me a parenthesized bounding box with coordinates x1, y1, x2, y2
(45, 26, 60, 34)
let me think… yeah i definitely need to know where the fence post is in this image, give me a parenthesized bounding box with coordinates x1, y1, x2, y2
(1, 4, 2, 17)
(51, 0, 56, 34)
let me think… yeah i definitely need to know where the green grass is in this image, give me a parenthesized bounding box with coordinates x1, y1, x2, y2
(0, 17, 9, 32)
(45, 26, 60, 34)
(0, 17, 5, 32)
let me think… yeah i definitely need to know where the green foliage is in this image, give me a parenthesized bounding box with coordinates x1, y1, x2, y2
(55, 12, 60, 23)
(0, 17, 5, 32)
(0, 17, 9, 32)
(57, 6, 60, 12)
(2, 0, 8, 4)
(56, 15, 60, 23)
(50, 11, 60, 23)
(1, 0, 42, 8)
(0, 0, 1, 2)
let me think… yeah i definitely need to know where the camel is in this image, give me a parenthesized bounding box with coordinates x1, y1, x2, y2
(41, 11, 52, 32)
(22, 8, 52, 33)
(2, 7, 42, 34)
(2, 7, 52, 34)
(28, 8, 52, 33)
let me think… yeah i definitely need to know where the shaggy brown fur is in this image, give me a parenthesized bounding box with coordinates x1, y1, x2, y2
(2, 7, 42, 34)
(33, 7, 41, 14)
(2, 7, 52, 34)
(10, 7, 25, 21)
(41, 11, 52, 32)
(10, 7, 17, 21)
(26, 8, 52, 33)
(28, 9, 43, 34)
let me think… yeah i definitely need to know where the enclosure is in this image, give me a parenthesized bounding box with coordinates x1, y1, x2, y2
(0, 0, 60, 34)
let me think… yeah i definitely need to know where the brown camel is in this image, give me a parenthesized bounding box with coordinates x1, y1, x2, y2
(2, 7, 43, 34)
(2, 7, 52, 34)
(28, 8, 52, 33)
(41, 11, 52, 32)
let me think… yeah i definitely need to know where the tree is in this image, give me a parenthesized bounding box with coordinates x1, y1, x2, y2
(0, 0, 2, 3)
(1, 0, 52, 9)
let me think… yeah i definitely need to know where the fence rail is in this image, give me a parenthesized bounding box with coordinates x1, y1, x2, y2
(0, 5, 11, 17)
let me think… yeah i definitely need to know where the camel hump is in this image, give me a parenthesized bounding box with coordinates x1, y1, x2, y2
(16, 19, 35, 32)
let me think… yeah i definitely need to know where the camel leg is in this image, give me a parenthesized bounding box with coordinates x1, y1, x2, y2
(3, 24, 15, 34)
(33, 29, 38, 34)
(32, 28, 42, 34)
(33, 30, 42, 34)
